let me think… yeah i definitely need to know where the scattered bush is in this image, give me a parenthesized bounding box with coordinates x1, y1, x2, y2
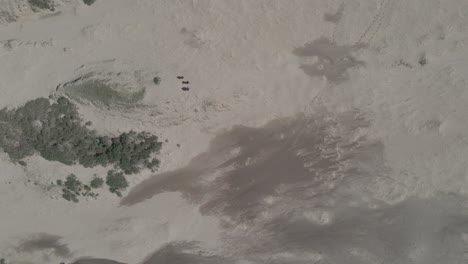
(28, 0, 55, 11)
(89, 176, 103, 188)
(62, 189, 78, 203)
(58, 173, 100, 202)
(145, 158, 160, 171)
(64, 174, 82, 194)
(106, 170, 128, 196)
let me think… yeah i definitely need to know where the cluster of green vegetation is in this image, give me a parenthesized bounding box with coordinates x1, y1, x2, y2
(90, 176, 104, 188)
(106, 170, 128, 197)
(83, 0, 97, 5)
(28, 0, 55, 11)
(56, 171, 129, 202)
(57, 174, 100, 203)
(80, 130, 162, 174)
(0, 258, 6, 264)
(0, 96, 162, 174)
(0, 96, 162, 201)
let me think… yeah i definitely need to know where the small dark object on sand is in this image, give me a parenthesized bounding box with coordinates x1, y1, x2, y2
(182, 81, 189, 84)
(181, 87, 190, 91)
(177, 76, 184, 79)
(153, 77, 161, 85)
(82, 0, 97, 5)
(418, 55, 427, 66)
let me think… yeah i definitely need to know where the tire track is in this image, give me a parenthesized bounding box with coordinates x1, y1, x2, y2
(355, 0, 392, 45)
(330, 2, 345, 43)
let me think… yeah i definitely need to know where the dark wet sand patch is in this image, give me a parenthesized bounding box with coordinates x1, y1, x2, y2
(121, 112, 383, 224)
(253, 194, 468, 264)
(16, 233, 71, 258)
(141, 241, 233, 264)
(117, 111, 468, 263)
(293, 37, 365, 83)
(324, 3, 344, 23)
(72, 258, 125, 264)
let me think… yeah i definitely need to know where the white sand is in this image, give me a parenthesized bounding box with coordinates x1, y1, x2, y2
(1, 0, 468, 263)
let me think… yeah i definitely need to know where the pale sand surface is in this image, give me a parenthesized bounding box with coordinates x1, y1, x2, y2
(1, 0, 468, 263)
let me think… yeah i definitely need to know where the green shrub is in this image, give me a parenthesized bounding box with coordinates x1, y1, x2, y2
(28, 0, 55, 11)
(62, 189, 78, 203)
(89, 177, 103, 188)
(145, 158, 160, 171)
(60, 174, 103, 201)
(64, 174, 82, 193)
(106, 170, 128, 196)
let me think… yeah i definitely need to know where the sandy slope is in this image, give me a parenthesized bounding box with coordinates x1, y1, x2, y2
(1, 0, 468, 263)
